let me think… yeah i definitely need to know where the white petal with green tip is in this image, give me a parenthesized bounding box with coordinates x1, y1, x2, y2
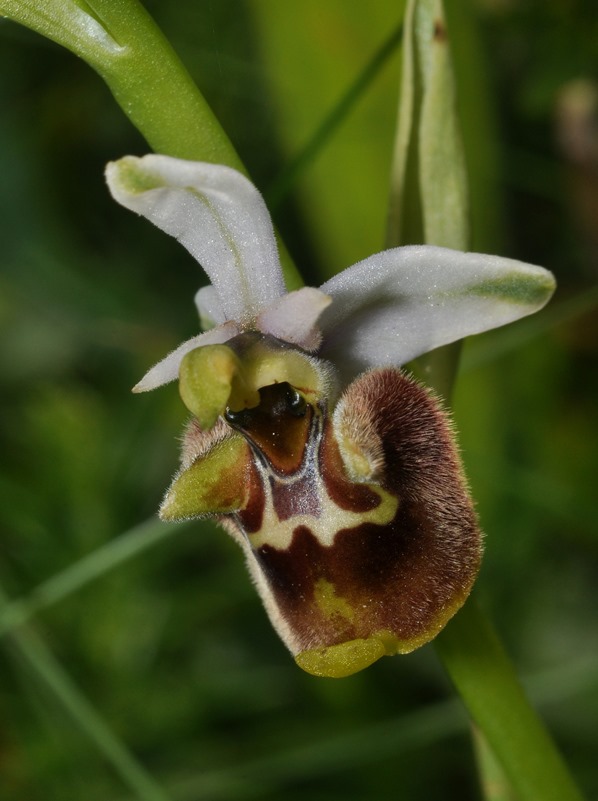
(106, 155, 286, 324)
(319, 245, 556, 381)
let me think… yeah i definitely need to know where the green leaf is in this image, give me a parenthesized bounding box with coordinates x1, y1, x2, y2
(387, 0, 468, 249)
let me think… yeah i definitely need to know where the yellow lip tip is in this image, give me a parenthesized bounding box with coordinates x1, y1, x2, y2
(295, 637, 388, 679)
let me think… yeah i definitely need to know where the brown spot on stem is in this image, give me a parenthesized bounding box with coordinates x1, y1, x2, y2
(433, 19, 447, 42)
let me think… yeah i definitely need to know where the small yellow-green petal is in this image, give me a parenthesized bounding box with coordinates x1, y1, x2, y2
(160, 434, 250, 520)
(179, 345, 259, 430)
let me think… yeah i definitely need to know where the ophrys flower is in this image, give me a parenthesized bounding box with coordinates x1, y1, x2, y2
(107, 155, 555, 677)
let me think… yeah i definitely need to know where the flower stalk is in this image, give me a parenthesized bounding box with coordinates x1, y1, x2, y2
(436, 602, 585, 801)
(0, 0, 241, 166)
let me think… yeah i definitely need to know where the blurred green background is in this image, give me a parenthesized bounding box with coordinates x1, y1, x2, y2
(0, 1, 597, 799)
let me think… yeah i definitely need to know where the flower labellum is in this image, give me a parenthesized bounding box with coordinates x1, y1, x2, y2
(106, 155, 556, 678)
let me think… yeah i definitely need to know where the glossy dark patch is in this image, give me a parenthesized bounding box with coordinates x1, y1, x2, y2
(226, 382, 311, 474)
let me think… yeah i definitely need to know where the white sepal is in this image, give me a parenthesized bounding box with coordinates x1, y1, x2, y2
(319, 245, 556, 381)
(106, 155, 286, 325)
(194, 285, 226, 330)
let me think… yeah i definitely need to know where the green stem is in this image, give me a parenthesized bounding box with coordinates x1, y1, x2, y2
(0, 0, 242, 166)
(435, 600, 584, 801)
(0, 583, 172, 801)
(0, 0, 302, 287)
(472, 726, 518, 801)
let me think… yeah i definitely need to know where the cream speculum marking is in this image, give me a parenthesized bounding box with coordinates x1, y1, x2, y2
(105, 154, 556, 678)
(226, 379, 398, 551)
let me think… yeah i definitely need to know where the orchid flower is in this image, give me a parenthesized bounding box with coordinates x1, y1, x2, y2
(106, 154, 555, 678)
